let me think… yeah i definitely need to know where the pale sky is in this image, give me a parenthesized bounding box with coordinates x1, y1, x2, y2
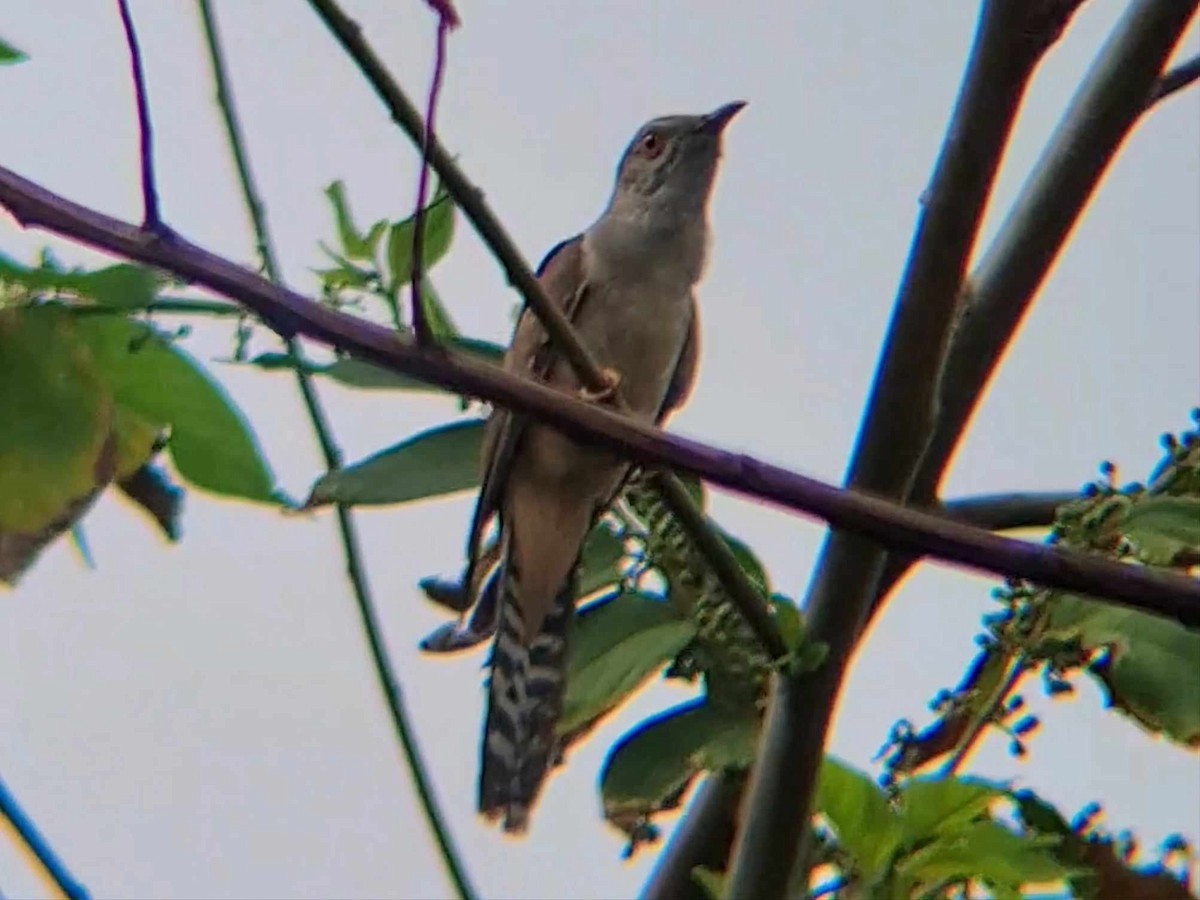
(1, 2, 1198, 899)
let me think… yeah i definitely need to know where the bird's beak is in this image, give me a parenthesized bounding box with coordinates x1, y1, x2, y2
(700, 100, 747, 135)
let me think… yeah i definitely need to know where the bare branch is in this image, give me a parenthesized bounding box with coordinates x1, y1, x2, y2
(875, 0, 1200, 616)
(1148, 52, 1200, 105)
(194, 4, 475, 897)
(940, 490, 1076, 532)
(642, 773, 744, 900)
(2, 169, 1196, 622)
(409, 10, 452, 344)
(115, 0, 165, 231)
(725, 3, 1091, 895)
(0, 770, 90, 899)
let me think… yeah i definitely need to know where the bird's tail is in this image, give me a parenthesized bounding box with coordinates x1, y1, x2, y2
(477, 554, 573, 833)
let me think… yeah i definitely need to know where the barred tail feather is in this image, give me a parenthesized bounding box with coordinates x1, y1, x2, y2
(478, 562, 573, 833)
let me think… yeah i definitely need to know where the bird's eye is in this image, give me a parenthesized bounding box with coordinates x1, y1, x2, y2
(639, 131, 665, 159)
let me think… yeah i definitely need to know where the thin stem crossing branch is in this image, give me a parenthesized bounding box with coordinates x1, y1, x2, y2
(0, 771, 89, 899)
(194, 3, 475, 897)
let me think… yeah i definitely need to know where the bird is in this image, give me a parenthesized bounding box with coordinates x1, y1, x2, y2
(466, 101, 745, 833)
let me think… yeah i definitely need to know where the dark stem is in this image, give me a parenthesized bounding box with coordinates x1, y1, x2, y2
(3, 168, 1197, 623)
(115, 0, 164, 231)
(1147, 52, 1200, 104)
(641, 772, 744, 900)
(409, 15, 450, 344)
(193, 3, 475, 898)
(939, 490, 1076, 532)
(873, 0, 1200, 622)
(939, 654, 1030, 777)
(0, 771, 90, 899)
(302, 0, 786, 655)
(725, 3, 1090, 896)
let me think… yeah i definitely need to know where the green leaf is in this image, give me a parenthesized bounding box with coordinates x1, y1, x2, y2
(323, 181, 381, 261)
(315, 243, 375, 290)
(577, 524, 627, 598)
(815, 756, 903, 883)
(72, 316, 276, 502)
(560, 592, 696, 736)
(1044, 593, 1200, 746)
(717, 527, 770, 594)
(0, 36, 26, 65)
(894, 820, 1074, 893)
(0, 307, 112, 533)
(600, 699, 757, 835)
(386, 187, 456, 291)
(770, 594, 803, 650)
(691, 867, 726, 900)
(898, 776, 1007, 847)
(416, 276, 459, 340)
(306, 419, 484, 507)
(1118, 496, 1200, 566)
(0, 254, 158, 309)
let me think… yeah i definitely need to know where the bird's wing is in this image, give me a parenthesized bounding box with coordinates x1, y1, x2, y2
(463, 236, 588, 595)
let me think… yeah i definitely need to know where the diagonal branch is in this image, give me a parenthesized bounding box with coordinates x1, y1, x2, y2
(1148, 52, 1200, 104)
(724, 3, 1093, 895)
(874, 0, 1200, 618)
(302, 0, 787, 658)
(0, 770, 89, 899)
(194, 3, 475, 897)
(652, 5, 1198, 895)
(2, 167, 1197, 625)
(115, 0, 165, 231)
(940, 490, 1076, 532)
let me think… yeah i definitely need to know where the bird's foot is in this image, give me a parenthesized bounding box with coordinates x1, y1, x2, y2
(578, 367, 622, 404)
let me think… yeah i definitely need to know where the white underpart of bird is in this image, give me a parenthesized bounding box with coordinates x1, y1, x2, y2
(471, 101, 745, 833)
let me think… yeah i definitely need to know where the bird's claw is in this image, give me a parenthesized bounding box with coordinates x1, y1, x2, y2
(579, 367, 622, 404)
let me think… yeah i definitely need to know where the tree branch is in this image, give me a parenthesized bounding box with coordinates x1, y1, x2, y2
(641, 772, 744, 900)
(302, 0, 789, 657)
(194, 4, 475, 897)
(408, 7, 453, 344)
(2, 169, 1196, 620)
(940, 490, 1076, 532)
(115, 0, 165, 231)
(874, 0, 1200, 616)
(725, 3, 1091, 896)
(1148, 52, 1200, 105)
(0, 770, 89, 899)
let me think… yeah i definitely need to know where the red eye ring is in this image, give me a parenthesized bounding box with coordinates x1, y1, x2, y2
(639, 131, 664, 159)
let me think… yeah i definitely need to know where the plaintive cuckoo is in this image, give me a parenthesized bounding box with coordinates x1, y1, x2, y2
(466, 101, 745, 833)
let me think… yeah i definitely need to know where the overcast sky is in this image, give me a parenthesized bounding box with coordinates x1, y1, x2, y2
(1, 2, 1197, 898)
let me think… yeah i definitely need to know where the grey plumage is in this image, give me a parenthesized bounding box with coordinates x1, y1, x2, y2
(472, 102, 744, 832)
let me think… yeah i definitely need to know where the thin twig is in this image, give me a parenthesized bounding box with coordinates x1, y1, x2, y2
(409, 12, 451, 344)
(939, 490, 1076, 532)
(65, 296, 244, 317)
(939, 655, 1030, 777)
(725, 3, 1090, 895)
(115, 0, 164, 230)
(1148, 52, 1200, 104)
(194, 3, 475, 898)
(3, 168, 1198, 626)
(0, 771, 89, 900)
(303, 0, 786, 656)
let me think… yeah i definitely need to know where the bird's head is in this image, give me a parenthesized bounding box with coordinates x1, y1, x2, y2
(607, 101, 745, 221)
